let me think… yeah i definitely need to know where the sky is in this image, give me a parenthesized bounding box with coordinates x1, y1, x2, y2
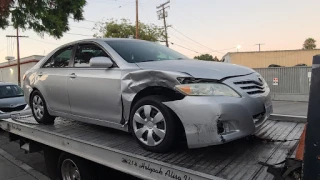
(0, 0, 319, 62)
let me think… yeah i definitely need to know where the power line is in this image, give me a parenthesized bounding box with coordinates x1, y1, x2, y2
(65, 33, 93, 37)
(169, 33, 198, 49)
(70, 25, 92, 30)
(28, 38, 60, 45)
(0, 46, 7, 52)
(170, 41, 200, 54)
(82, 19, 97, 23)
(169, 26, 225, 54)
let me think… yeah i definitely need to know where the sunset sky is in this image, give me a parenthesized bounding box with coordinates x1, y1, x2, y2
(0, 0, 319, 62)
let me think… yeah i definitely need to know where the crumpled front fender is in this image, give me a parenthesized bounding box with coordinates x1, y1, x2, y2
(163, 97, 222, 148)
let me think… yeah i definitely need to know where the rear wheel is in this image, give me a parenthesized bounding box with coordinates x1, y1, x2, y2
(30, 90, 55, 124)
(58, 153, 98, 180)
(130, 95, 178, 153)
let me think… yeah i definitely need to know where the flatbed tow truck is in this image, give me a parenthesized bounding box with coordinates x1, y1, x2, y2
(0, 114, 305, 180)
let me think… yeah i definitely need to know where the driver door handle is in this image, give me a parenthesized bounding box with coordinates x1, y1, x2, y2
(38, 72, 43, 77)
(69, 73, 77, 78)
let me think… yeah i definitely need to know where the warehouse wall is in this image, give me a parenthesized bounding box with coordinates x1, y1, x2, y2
(0, 55, 43, 85)
(0, 62, 38, 85)
(226, 49, 320, 68)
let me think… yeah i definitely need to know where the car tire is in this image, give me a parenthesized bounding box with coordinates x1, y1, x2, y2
(30, 90, 55, 124)
(130, 95, 178, 153)
(58, 153, 98, 180)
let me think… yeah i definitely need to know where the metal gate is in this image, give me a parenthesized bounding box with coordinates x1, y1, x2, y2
(254, 67, 312, 102)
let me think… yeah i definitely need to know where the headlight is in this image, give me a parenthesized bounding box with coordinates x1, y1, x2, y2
(175, 83, 240, 97)
(24, 104, 30, 110)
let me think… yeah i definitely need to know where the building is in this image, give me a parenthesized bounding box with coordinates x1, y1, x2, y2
(0, 55, 44, 85)
(222, 49, 320, 68)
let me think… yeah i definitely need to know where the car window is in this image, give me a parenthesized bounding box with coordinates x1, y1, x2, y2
(105, 40, 189, 63)
(0, 85, 24, 99)
(42, 46, 73, 68)
(74, 44, 109, 67)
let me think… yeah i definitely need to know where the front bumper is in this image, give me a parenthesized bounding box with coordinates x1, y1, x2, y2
(0, 109, 32, 120)
(164, 93, 272, 148)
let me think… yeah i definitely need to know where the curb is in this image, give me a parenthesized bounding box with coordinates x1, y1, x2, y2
(270, 114, 307, 123)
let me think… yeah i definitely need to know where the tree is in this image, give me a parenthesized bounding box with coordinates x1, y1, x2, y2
(93, 19, 165, 42)
(213, 56, 219, 62)
(194, 54, 214, 61)
(303, 38, 316, 50)
(0, 0, 86, 38)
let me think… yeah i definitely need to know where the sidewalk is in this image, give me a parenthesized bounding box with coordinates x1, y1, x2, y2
(272, 100, 308, 116)
(0, 154, 36, 180)
(0, 134, 49, 180)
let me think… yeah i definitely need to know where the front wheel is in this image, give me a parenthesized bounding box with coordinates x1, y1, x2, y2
(30, 90, 55, 124)
(130, 95, 178, 153)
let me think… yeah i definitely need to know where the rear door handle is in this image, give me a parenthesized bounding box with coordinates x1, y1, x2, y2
(69, 73, 77, 78)
(38, 72, 43, 77)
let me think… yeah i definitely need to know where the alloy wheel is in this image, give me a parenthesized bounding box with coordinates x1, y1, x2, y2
(61, 159, 81, 180)
(133, 105, 167, 146)
(32, 95, 44, 119)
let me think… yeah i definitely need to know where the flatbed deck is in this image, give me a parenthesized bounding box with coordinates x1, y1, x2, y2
(0, 117, 304, 180)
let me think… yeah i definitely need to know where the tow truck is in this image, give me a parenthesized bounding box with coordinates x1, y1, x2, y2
(1, 55, 320, 180)
(0, 114, 305, 180)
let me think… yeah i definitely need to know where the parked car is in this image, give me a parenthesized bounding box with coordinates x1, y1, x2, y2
(0, 82, 31, 119)
(23, 38, 273, 153)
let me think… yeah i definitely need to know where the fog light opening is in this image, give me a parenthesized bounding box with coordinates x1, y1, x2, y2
(218, 121, 232, 134)
(217, 121, 224, 134)
(223, 123, 230, 133)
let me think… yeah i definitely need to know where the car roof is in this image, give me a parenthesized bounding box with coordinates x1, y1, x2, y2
(0, 82, 18, 86)
(68, 38, 150, 45)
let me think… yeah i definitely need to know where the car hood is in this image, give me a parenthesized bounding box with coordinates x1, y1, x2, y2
(0, 96, 26, 108)
(135, 60, 255, 80)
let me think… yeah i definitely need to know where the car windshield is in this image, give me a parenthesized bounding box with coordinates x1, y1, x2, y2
(0, 85, 24, 99)
(105, 40, 189, 63)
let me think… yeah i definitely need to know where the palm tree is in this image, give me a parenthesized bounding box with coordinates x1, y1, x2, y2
(303, 38, 316, 50)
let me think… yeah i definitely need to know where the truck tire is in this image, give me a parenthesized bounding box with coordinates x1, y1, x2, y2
(130, 95, 178, 153)
(58, 153, 98, 180)
(30, 90, 55, 124)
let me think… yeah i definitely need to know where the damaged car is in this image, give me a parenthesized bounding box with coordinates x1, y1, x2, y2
(23, 38, 273, 153)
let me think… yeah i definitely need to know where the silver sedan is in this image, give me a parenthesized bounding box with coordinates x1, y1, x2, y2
(23, 38, 272, 152)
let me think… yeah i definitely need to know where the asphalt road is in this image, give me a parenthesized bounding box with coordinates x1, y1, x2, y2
(272, 101, 308, 116)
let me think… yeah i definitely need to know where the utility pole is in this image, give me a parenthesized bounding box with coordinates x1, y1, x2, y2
(157, 0, 170, 47)
(255, 43, 265, 52)
(135, 0, 139, 39)
(6, 28, 28, 87)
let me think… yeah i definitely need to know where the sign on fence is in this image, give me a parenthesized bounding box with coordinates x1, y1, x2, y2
(273, 78, 279, 86)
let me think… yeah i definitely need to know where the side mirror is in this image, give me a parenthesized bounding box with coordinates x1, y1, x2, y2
(89, 57, 113, 68)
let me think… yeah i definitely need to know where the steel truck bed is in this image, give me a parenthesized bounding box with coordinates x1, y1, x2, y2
(0, 117, 304, 180)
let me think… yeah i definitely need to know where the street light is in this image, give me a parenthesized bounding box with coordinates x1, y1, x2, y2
(236, 45, 241, 52)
